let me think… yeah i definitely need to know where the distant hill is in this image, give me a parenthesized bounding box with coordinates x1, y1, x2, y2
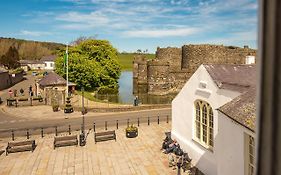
(117, 53, 155, 71)
(0, 37, 65, 60)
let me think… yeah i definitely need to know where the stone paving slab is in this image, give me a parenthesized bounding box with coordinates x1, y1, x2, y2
(0, 123, 187, 175)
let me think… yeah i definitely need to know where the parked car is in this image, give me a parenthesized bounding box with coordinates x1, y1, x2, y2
(0, 97, 2, 104)
(32, 71, 38, 76)
(22, 71, 27, 75)
(43, 71, 48, 76)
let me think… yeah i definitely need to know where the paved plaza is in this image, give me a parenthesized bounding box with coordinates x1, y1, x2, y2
(0, 123, 183, 175)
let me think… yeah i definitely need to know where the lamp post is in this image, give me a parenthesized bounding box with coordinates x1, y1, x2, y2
(79, 87, 86, 146)
(82, 87, 85, 134)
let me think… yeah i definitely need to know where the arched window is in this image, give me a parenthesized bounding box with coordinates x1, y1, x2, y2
(194, 100, 214, 148)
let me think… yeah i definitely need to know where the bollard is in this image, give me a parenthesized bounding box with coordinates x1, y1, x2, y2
(127, 119, 129, 127)
(116, 120, 119, 129)
(27, 129, 30, 139)
(148, 117, 150, 125)
(69, 125, 71, 135)
(41, 128, 44, 138)
(12, 130, 14, 141)
(55, 126, 58, 136)
(167, 115, 169, 123)
(138, 118, 140, 126)
(93, 123, 96, 132)
(158, 115, 160, 124)
(105, 121, 107, 130)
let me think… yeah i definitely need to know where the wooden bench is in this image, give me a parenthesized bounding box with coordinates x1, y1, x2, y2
(94, 130, 116, 144)
(6, 140, 36, 155)
(54, 135, 78, 149)
(0, 146, 5, 156)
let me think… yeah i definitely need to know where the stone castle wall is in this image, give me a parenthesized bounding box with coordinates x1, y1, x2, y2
(133, 44, 257, 95)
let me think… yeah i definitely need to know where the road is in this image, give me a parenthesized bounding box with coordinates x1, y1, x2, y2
(0, 74, 172, 138)
(0, 107, 171, 138)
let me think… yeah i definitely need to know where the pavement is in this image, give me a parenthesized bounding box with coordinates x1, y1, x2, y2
(0, 123, 188, 175)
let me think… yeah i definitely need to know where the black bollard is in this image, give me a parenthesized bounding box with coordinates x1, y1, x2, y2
(69, 125, 71, 135)
(12, 130, 14, 141)
(116, 120, 119, 129)
(105, 121, 107, 130)
(93, 123, 96, 132)
(138, 118, 140, 126)
(41, 128, 44, 138)
(158, 115, 160, 124)
(55, 126, 58, 136)
(26, 129, 29, 139)
(148, 117, 150, 125)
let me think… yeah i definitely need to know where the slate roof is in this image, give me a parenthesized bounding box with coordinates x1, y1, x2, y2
(218, 88, 256, 132)
(19, 60, 44, 65)
(38, 72, 66, 87)
(204, 64, 256, 92)
(41, 55, 57, 62)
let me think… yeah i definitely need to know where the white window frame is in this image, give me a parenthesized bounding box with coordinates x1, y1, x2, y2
(194, 100, 214, 150)
(245, 134, 255, 175)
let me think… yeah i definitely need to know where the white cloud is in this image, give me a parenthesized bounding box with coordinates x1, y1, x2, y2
(20, 30, 51, 37)
(123, 28, 199, 38)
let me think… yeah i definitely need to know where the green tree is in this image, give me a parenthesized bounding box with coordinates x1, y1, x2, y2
(0, 46, 20, 69)
(55, 39, 121, 92)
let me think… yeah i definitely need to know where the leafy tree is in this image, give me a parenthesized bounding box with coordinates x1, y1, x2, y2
(0, 46, 20, 69)
(55, 39, 121, 92)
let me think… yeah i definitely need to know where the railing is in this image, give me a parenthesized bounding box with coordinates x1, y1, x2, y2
(0, 115, 171, 140)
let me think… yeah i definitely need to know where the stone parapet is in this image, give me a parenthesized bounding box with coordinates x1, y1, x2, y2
(133, 44, 257, 95)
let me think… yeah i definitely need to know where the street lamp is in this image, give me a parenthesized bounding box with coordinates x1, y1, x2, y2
(79, 87, 86, 146)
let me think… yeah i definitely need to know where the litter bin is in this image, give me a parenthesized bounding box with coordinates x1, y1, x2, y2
(79, 133, 86, 146)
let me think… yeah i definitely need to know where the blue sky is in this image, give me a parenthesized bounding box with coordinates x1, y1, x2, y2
(0, 0, 257, 53)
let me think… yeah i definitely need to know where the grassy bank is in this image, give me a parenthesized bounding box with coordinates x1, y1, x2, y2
(117, 53, 155, 71)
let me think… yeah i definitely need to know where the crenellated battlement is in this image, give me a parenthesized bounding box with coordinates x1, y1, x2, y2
(133, 44, 257, 95)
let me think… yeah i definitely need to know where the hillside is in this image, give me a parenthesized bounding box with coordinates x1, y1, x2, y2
(0, 37, 65, 60)
(117, 53, 155, 70)
(0, 37, 155, 70)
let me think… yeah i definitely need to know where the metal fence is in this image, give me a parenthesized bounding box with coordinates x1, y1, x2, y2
(0, 115, 171, 140)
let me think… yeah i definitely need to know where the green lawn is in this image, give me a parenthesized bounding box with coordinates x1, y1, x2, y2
(117, 53, 155, 71)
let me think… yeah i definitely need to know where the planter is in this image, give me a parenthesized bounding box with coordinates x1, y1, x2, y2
(64, 97, 74, 113)
(52, 105, 59, 112)
(64, 107, 74, 113)
(126, 130, 138, 138)
(126, 125, 138, 138)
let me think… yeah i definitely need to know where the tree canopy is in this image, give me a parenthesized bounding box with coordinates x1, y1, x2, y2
(0, 46, 20, 69)
(55, 39, 121, 92)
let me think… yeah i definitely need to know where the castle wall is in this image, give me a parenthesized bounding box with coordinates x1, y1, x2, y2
(133, 44, 257, 95)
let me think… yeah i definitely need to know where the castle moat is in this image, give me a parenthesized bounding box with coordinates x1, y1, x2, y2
(94, 71, 175, 104)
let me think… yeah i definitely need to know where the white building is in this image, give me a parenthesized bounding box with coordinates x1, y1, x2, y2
(41, 55, 57, 70)
(172, 64, 256, 175)
(19, 60, 45, 71)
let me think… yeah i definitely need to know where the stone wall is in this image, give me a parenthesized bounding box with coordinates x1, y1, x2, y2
(133, 44, 257, 95)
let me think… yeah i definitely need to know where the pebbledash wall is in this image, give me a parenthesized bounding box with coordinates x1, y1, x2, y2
(133, 44, 257, 95)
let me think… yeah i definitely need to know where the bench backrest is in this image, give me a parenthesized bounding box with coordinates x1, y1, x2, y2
(8, 140, 35, 147)
(54, 135, 77, 141)
(95, 131, 115, 137)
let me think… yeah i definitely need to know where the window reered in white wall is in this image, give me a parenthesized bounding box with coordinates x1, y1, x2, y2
(248, 135, 255, 175)
(194, 100, 214, 149)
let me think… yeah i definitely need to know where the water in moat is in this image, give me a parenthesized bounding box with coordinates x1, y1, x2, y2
(94, 71, 176, 104)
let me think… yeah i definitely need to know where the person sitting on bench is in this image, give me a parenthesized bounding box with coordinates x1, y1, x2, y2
(163, 139, 179, 154)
